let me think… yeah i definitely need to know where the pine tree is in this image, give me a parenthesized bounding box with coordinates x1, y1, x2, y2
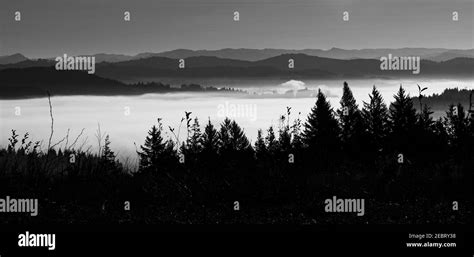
(302, 89, 341, 166)
(390, 86, 417, 132)
(337, 81, 365, 154)
(217, 118, 254, 194)
(218, 118, 232, 153)
(189, 117, 203, 154)
(218, 118, 252, 153)
(444, 103, 469, 149)
(417, 104, 434, 131)
(254, 129, 267, 160)
(101, 134, 118, 171)
(102, 134, 115, 162)
(229, 120, 252, 152)
(202, 118, 219, 156)
(265, 126, 279, 154)
(362, 86, 389, 152)
(138, 119, 168, 171)
(444, 104, 471, 167)
(389, 86, 418, 153)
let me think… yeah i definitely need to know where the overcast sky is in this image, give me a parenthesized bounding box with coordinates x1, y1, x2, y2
(1, 0, 472, 58)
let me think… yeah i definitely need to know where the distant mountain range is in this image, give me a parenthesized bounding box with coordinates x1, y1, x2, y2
(138, 48, 474, 62)
(1, 48, 474, 64)
(1, 53, 472, 81)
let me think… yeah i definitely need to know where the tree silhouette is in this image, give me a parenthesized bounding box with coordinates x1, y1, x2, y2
(302, 89, 341, 170)
(444, 104, 470, 152)
(202, 118, 219, 157)
(389, 86, 418, 154)
(337, 81, 365, 157)
(265, 126, 279, 154)
(138, 118, 174, 172)
(187, 117, 203, 155)
(218, 118, 252, 153)
(254, 129, 267, 160)
(362, 86, 389, 153)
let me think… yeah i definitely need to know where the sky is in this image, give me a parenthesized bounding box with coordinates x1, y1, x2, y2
(0, 0, 473, 58)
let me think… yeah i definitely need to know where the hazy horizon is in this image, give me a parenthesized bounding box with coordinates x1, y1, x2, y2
(1, 0, 472, 58)
(3, 46, 474, 60)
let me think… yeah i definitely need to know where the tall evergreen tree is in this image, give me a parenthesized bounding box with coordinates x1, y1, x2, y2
(389, 86, 418, 153)
(337, 81, 365, 155)
(101, 134, 118, 171)
(417, 104, 434, 131)
(217, 118, 255, 196)
(362, 86, 389, 152)
(138, 119, 171, 171)
(444, 103, 470, 150)
(188, 117, 203, 154)
(265, 126, 279, 154)
(202, 118, 219, 156)
(218, 118, 252, 153)
(102, 134, 115, 163)
(254, 129, 267, 160)
(302, 89, 341, 168)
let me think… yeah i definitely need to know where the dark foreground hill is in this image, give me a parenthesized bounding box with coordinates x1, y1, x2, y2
(0, 67, 241, 99)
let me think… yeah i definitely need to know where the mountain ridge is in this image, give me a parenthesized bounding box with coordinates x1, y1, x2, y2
(4, 48, 474, 64)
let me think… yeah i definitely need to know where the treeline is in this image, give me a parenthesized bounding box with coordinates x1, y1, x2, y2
(131, 82, 246, 93)
(133, 82, 473, 206)
(1, 81, 472, 224)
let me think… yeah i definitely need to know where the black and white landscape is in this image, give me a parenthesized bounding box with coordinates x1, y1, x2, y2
(0, 0, 472, 233)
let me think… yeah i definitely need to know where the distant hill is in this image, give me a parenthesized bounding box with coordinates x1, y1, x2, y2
(0, 67, 242, 99)
(0, 53, 28, 65)
(0, 67, 131, 99)
(85, 53, 132, 63)
(414, 88, 474, 113)
(0, 59, 55, 69)
(424, 49, 474, 62)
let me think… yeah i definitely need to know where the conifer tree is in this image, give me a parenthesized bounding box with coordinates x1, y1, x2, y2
(389, 86, 418, 152)
(138, 119, 169, 171)
(265, 126, 279, 154)
(444, 103, 469, 149)
(218, 118, 252, 153)
(202, 118, 219, 156)
(102, 134, 115, 162)
(188, 117, 203, 154)
(362, 86, 389, 152)
(254, 129, 267, 159)
(337, 81, 365, 154)
(302, 89, 341, 166)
